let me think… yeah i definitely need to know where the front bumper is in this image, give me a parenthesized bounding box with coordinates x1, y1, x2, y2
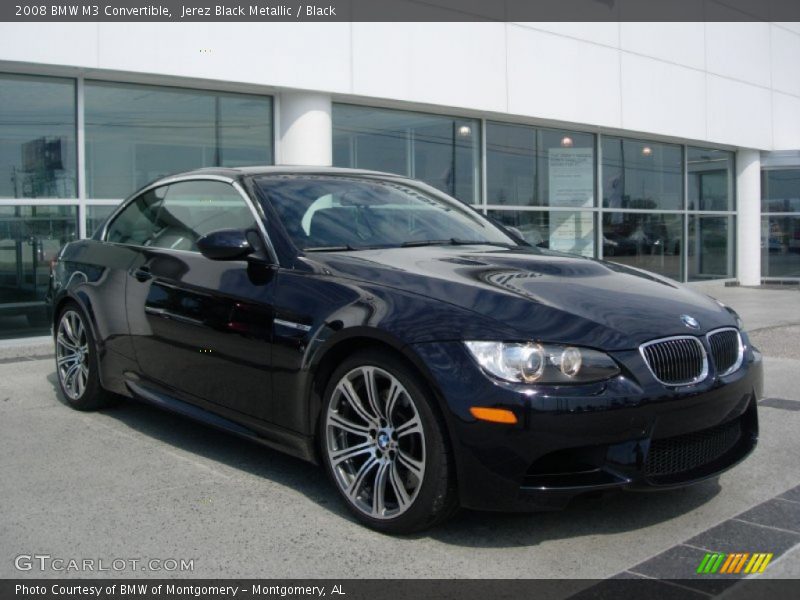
(412, 340, 762, 512)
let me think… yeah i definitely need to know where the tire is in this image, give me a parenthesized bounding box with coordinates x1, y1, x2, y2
(320, 349, 457, 533)
(54, 302, 114, 411)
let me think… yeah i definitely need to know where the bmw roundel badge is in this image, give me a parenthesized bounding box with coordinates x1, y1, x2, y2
(681, 314, 700, 329)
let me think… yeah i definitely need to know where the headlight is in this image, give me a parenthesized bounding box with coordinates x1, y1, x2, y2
(464, 341, 620, 384)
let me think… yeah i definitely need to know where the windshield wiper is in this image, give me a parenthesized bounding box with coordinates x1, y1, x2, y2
(401, 238, 517, 248)
(304, 244, 356, 252)
(400, 239, 452, 247)
(307, 239, 519, 252)
(449, 238, 516, 247)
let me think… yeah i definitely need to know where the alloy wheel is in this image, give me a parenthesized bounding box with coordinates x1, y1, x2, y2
(325, 366, 426, 520)
(56, 310, 90, 400)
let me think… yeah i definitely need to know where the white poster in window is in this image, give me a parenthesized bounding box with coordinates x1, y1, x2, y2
(549, 211, 594, 257)
(548, 147, 594, 208)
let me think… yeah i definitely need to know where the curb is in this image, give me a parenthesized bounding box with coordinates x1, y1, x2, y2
(0, 336, 54, 361)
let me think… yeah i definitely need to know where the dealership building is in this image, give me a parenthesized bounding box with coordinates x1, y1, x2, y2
(1, 20, 800, 339)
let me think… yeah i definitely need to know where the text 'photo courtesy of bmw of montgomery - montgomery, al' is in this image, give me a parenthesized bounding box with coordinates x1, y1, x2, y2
(47, 166, 762, 533)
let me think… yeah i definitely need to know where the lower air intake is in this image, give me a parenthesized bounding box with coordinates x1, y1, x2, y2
(645, 418, 742, 478)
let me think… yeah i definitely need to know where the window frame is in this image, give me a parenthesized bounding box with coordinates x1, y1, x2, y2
(103, 182, 170, 247)
(100, 174, 278, 264)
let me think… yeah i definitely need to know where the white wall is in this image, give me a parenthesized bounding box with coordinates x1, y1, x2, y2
(1, 21, 800, 150)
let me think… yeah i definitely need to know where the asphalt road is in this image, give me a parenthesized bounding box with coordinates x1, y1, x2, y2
(1, 284, 798, 584)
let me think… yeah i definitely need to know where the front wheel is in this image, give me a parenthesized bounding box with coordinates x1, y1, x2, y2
(320, 350, 457, 533)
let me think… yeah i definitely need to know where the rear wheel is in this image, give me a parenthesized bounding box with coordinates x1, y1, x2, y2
(320, 350, 457, 533)
(55, 303, 113, 411)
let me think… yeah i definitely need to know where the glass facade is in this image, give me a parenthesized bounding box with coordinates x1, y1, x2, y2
(0, 73, 274, 338)
(332, 104, 480, 205)
(761, 216, 800, 278)
(486, 123, 595, 208)
(0, 74, 763, 338)
(85, 82, 273, 198)
(762, 169, 800, 213)
(603, 212, 683, 281)
(600, 137, 685, 277)
(0, 74, 77, 199)
(489, 210, 595, 257)
(688, 147, 735, 211)
(334, 110, 739, 281)
(602, 137, 683, 211)
(0, 206, 78, 338)
(482, 124, 735, 279)
(86, 205, 117, 237)
(688, 215, 734, 281)
(762, 169, 800, 278)
(686, 146, 736, 281)
(484, 122, 595, 256)
(598, 139, 734, 281)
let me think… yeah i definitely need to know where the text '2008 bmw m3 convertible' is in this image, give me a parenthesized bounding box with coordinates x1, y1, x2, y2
(48, 167, 762, 533)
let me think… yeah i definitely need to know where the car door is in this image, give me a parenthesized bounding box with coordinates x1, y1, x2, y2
(110, 178, 277, 422)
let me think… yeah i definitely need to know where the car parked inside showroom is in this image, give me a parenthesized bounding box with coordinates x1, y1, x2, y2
(47, 167, 762, 533)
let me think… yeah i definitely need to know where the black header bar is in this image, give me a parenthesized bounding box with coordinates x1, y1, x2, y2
(4, 579, 800, 600)
(4, 0, 800, 22)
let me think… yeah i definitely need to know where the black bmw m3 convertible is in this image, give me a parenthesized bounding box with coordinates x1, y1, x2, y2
(48, 167, 762, 533)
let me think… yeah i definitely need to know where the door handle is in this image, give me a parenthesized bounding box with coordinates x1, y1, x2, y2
(132, 266, 152, 282)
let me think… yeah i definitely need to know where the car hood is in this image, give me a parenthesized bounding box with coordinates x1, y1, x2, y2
(302, 245, 736, 351)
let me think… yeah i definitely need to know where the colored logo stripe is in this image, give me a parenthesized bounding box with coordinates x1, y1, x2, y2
(697, 553, 725, 573)
(744, 553, 774, 574)
(697, 552, 774, 574)
(720, 553, 749, 573)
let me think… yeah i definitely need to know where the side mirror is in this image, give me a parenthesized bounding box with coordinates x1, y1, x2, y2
(197, 229, 254, 261)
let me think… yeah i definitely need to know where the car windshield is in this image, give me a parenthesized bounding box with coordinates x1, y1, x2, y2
(253, 176, 518, 251)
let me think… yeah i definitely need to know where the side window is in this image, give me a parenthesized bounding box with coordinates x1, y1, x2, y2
(151, 181, 257, 252)
(106, 185, 168, 245)
(106, 180, 258, 252)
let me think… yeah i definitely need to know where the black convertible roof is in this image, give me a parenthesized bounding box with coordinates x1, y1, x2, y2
(180, 165, 401, 179)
